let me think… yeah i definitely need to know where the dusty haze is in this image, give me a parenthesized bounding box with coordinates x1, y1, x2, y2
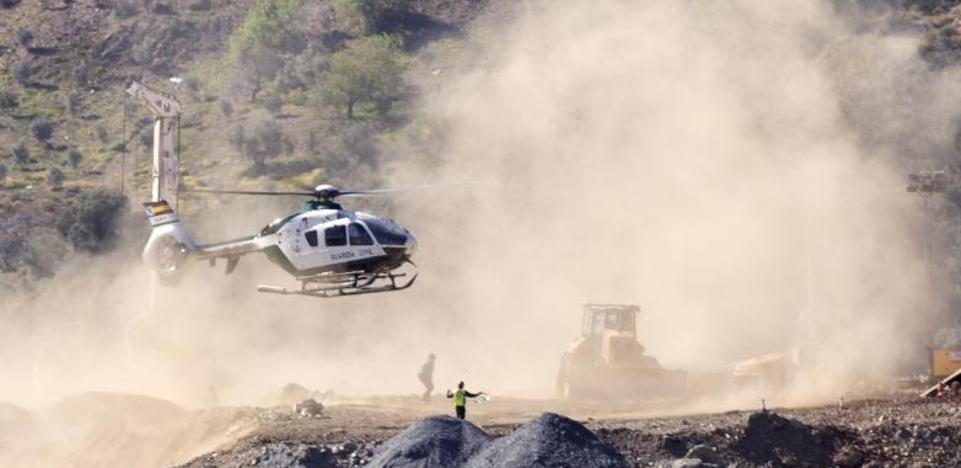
(1, 0, 959, 418)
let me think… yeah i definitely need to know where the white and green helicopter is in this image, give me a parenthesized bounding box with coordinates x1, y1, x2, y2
(143, 185, 419, 298)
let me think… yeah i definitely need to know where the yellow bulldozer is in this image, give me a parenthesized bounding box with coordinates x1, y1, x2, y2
(555, 304, 686, 400)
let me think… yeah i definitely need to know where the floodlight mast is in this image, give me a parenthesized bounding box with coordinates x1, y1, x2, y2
(124, 81, 182, 203)
(906, 169, 948, 320)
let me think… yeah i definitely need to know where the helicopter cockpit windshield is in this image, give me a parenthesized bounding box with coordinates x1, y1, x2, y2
(363, 218, 408, 246)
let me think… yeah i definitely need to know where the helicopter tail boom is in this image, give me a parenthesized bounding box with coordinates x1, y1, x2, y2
(143, 200, 196, 278)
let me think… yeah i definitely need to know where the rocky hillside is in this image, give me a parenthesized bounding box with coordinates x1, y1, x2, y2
(0, 0, 497, 290)
(3, 0, 961, 294)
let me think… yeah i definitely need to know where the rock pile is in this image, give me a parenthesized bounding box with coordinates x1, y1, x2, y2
(734, 411, 847, 467)
(466, 413, 627, 468)
(365, 415, 492, 467)
(367, 413, 627, 468)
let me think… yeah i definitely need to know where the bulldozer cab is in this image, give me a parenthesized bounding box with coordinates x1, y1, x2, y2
(581, 304, 638, 338)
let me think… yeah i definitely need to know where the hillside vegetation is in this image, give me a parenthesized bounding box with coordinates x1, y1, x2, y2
(0, 0, 492, 290)
(4, 0, 961, 309)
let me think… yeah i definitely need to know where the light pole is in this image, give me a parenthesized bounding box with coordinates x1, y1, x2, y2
(907, 169, 947, 320)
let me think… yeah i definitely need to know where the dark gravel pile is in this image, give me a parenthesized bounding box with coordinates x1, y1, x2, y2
(734, 411, 851, 466)
(227, 442, 338, 468)
(182, 437, 375, 468)
(365, 415, 492, 468)
(466, 412, 628, 468)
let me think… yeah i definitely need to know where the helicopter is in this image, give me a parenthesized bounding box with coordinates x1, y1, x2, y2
(143, 184, 419, 298)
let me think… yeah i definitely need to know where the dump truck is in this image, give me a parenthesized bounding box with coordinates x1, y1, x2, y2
(555, 304, 686, 400)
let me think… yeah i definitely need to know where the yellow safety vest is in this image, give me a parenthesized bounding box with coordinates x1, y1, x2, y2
(454, 389, 466, 406)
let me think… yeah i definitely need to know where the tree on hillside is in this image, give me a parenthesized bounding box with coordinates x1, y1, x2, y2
(235, 120, 288, 173)
(57, 190, 128, 253)
(322, 35, 408, 119)
(229, 0, 305, 100)
(333, 0, 411, 34)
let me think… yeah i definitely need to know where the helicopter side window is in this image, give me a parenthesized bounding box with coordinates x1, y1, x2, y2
(324, 225, 347, 247)
(348, 223, 374, 246)
(304, 230, 318, 247)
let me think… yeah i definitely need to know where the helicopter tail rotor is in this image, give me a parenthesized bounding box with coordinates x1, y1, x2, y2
(142, 200, 196, 280)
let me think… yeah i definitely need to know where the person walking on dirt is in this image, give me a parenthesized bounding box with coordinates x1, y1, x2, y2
(418, 353, 436, 402)
(447, 381, 485, 420)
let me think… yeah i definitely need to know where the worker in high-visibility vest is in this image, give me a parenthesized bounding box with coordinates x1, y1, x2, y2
(446, 381, 485, 420)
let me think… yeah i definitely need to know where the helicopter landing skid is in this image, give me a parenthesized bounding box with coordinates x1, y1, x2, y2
(257, 271, 418, 298)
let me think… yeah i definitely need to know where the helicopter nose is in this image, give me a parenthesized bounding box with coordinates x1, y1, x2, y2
(405, 231, 418, 255)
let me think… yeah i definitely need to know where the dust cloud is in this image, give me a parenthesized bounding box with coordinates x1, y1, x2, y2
(386, 0, 961, 403)
(0, 0, 958, 432)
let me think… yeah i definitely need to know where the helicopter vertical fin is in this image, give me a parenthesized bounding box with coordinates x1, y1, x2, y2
(142, 200, 196, 278)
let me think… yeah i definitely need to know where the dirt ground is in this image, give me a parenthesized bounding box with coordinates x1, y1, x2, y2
(4, 388, 961, 467)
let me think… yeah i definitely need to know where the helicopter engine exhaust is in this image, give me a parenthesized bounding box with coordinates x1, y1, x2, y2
(142, 200, 196, 282)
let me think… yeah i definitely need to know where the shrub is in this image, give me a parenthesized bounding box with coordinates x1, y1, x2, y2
(0, 0, 20, 8)
(243, 121, 285, 170)
(220, 100, 234, 117)
(95, 125, 109, 143)
(0, 163, 6, 181)
(12, 61, 31, 84)
(264, 93, 284, 114)
(63, 92, 80, 115)
(131, 39, 155, 65)
(332, 0, 410, 34)
(30, 118, 54, 143)
(183, 76, 200, 92)
(152, 2, 175, 14)
(0, 89, 18, 109)
(188, 0, 211, 11)
(46, 166, 64, 187)
(12, 141, 29, 165)
(228, 124, 246, 151)
(72, 62, 90, 85)
(114, 0, 138, 18)
(57, 190, 128, 253)
(67, 147, 82, 168)
(16, 27, 34, 47)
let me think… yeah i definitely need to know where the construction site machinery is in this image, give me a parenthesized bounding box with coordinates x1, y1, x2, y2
(555, 304, 686, 401)
(929, 348, 961, 383)
(731, 352, 792, 394)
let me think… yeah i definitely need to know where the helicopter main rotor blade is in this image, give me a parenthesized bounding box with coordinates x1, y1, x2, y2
(182, 188, 315, 197)
(338, 182, 476, 197)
